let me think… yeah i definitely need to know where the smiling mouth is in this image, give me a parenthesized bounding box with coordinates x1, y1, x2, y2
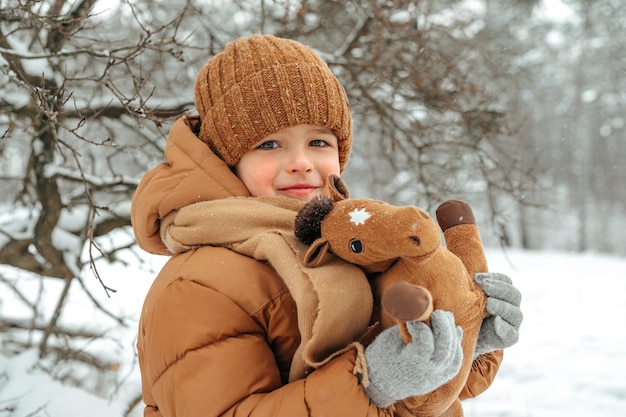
(281, 185, 317, 192)
(279, 186, 318, 198)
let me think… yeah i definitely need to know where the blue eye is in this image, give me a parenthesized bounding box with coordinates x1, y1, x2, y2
(258, 140, 278, 149)
(310, 139, 327, 147)
(350, 239, 363, 253)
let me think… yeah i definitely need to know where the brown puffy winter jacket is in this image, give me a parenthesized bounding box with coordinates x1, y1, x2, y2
(131, 116, 503, 417)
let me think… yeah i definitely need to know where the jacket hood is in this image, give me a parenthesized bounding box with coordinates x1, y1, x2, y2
(131, 116, 250, 255)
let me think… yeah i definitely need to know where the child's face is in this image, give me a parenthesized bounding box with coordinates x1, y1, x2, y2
(235, 124, 341, 201)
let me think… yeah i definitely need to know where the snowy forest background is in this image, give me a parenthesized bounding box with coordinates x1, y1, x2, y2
(1, 0, 625, 415)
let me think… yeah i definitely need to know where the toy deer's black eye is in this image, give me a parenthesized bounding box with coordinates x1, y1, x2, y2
(349, 239, 363, 253)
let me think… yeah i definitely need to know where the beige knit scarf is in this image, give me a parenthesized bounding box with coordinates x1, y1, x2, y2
(160, 195, 373, 381)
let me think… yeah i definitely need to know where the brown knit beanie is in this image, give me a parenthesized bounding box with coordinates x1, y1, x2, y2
(194, 34, 352, 171)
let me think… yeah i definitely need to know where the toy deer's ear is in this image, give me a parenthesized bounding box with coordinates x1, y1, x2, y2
(328, 174, 349, 201)
(303, 238, 331, 268)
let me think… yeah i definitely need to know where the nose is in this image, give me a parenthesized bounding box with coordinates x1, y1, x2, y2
(285, 149, 313, 173)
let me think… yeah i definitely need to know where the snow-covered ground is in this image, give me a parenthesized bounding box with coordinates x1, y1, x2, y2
(1, 248, 625, 416)
(464, 249, 626, 417)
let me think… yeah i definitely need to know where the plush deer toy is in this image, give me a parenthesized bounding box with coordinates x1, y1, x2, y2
(295, 175, 489, 417)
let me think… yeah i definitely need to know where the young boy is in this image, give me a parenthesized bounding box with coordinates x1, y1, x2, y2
(131, 34, 521, 417)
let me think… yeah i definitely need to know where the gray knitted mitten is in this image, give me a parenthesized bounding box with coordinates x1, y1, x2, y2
(362, 310, 463, 408)
(474, 272, 523, 358)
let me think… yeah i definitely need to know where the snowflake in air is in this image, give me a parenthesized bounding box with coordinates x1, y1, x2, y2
(349, 208, 371, 225)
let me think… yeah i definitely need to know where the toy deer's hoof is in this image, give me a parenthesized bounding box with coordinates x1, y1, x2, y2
(382, 281, 434, 322)
(436, 199, 476, 231)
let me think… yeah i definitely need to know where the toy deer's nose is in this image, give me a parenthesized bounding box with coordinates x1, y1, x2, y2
(409, 236, 421, 246)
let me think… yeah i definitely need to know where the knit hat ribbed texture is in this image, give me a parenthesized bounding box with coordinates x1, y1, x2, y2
(194, 34, 352, 171)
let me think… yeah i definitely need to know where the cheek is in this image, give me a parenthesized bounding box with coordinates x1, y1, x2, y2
(239, 161, 277, 197)
(319, 159, 341, 178)
(316, 162, 342, 198)
(313, 149, 341, 173)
